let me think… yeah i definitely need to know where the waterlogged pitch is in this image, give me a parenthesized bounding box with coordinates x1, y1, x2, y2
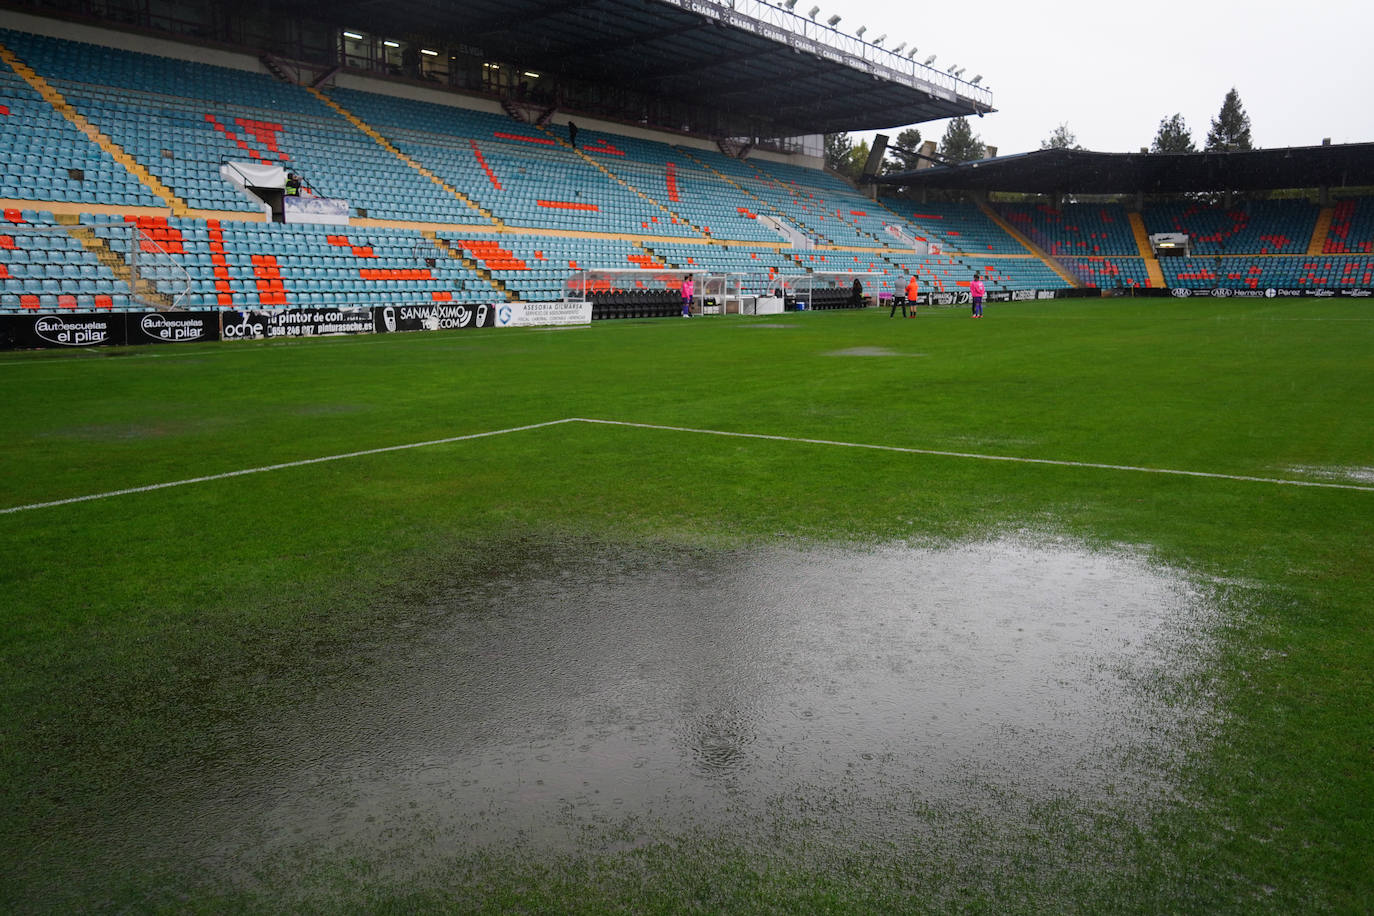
(90, 539, 1217, 872)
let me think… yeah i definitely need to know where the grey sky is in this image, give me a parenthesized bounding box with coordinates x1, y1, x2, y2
(829, 0, 1372, 155)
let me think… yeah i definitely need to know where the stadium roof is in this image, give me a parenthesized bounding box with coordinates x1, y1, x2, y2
(876, 143, 1374, 193)
(293, 0, 994, 135)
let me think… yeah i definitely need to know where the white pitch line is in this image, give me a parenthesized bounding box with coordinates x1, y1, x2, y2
(6, 415, 1372, 516)
(570, 418, 1374, 493)
(0, 418, 579, 515)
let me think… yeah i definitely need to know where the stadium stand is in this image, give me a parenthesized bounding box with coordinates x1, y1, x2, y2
(0, 23, 1086, 318)
(1323, 198, 1374, 254)
(880, 199, 1027, 255)
(2, 22, 1368, 322)
(0, 51, 163, 207)
(995, 202, 1139, 257)
(1160, 255, 1374, 289)
(1142, 200, 1318, 255)
(0, 210, 137, 311)
(0, 28, 486, 223)
(1057, 257, 1153, 290)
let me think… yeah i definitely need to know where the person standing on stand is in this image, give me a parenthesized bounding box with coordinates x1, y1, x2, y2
(568, 121, 579, 149)
(970, 272, 986, 318)
(681, 274, 694, 318)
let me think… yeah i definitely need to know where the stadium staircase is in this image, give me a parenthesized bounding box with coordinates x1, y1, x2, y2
(976, 199, 1079, 287)
(1308, 206, 1334, 255)
(629, 240, 669, 267)
(305, 86, 499, 227)
(1128, 212, 1167, 288)
(423, 232, 516, 301)
(0, 42, 187, 216)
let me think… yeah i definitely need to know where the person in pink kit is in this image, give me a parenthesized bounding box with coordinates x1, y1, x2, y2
(969, 272, 986, 318)
(681, 274, 694, 318)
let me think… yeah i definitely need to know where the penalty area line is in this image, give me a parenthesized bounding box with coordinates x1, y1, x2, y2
(7, 415, 1373, 516)
(571, 417, 1374, 493)
(0, 418, 579, 515)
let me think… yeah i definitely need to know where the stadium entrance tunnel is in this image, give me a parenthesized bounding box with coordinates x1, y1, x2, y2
(86, 535, 1222, 894)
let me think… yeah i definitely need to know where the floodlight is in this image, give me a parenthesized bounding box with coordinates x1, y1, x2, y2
(970, 74, 983, 85)
(383, 40, 400, 48)
(855, 25, 866, 37)
(784, 0, 797, 8)
(827, 14, 841, 26)
(872, 33, 886, 45)
(907, 48, 919, 58)
(343, 30, 364, 40)
(892, 42, 906, 53)
(923, 54, 936, 65)
(807, 5, 820, 20)
(955, 68, 965, 78)
(420, 49, 438, 56)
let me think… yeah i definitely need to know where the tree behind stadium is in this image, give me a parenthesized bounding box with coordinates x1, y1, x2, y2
(1151, 114, 1197, 153)
(1041, 122, 1082, 150)
(825, 132, 854, 173)
(1206, 88, 1254, 151)
(881, 127, 922, 175)
(939, 117, 986, 163)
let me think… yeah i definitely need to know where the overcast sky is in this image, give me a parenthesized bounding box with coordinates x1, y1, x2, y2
(825, 0, 1372, 156)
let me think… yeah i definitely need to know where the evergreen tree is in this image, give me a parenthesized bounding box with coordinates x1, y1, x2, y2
(825, 132, 854, 173)
(1151, 113, 1196, 153)
(939, 117, 986, 163)
(896, 127, 922, 151)
(1040, 122, 1082, 150)
(1205, 88, 1254, 151)
(881, 127, 923, 175)
(843, 139, 871, 182)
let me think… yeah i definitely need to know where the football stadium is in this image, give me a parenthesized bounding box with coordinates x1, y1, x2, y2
(1, 0, 1371, 912)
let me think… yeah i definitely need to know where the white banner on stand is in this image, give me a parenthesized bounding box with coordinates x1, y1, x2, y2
(495, 300, 593, 327)
(284, 196, 350, 225)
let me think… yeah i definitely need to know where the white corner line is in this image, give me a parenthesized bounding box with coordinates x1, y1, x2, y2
(569, 418, 1374, 493)
(0, 418, 580, 515)
(5, 415, 1371, 516)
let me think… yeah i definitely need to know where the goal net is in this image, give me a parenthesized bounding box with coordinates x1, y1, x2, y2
(0, 220, 190, 313)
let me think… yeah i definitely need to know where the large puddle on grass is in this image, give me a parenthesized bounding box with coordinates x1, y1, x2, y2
(145, 536, 1219, 878)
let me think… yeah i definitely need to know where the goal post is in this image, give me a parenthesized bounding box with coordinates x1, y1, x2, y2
(567, 268, 759, 316)
(0, 221, 190, 313)
(774, 271, 884, 310)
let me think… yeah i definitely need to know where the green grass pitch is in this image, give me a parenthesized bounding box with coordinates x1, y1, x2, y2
(1, 299, 1371, 912)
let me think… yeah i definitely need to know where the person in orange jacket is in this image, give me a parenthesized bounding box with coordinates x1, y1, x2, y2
(894, 274, 919, 317)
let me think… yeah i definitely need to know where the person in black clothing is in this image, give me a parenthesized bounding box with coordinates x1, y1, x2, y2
(850, 277, 864, 308)
(568, 121, 578, 148)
